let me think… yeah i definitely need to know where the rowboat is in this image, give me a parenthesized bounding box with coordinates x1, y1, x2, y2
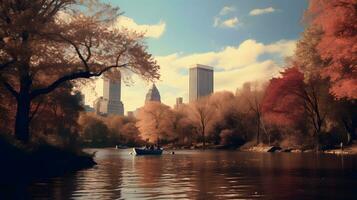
(133, 148, 163, 155)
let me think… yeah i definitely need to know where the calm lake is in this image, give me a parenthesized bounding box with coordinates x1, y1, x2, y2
(13, 149, 357, 199)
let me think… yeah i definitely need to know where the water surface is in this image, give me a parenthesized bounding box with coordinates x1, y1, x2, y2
(19, 149, 357, 199)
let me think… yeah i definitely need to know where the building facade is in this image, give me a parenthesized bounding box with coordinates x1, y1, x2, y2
(145, 84, 161, 103)
(93, 77, 124, 116)
(189, 64, 214, 102)
(175, 97, 183, 109)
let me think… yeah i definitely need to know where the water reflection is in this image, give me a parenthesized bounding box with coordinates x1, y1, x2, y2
(20, 149, 357, 199)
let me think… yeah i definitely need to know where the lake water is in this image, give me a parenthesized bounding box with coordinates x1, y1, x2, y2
(16, 149, 357, 199)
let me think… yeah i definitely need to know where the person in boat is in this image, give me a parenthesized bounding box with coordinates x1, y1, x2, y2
(150, 145, 154, 150)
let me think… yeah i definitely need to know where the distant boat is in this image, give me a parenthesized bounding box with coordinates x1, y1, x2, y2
(133, 148, 163, 155)
(116, 145, 128, 149)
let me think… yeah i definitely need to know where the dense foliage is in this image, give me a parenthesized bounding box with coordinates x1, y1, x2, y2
(0, 0, 355, 151)
(0, 0, 159, 144)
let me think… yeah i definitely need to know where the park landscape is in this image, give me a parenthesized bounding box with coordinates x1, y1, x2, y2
(0, 0, 356, 199)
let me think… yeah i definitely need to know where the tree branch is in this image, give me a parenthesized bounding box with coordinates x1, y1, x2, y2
(29, 98, 44, 122)
(0, 59, 16, 71)
(57, 34, 90, 71)
(30, 63, 128, 99)
(1, 79, 18, 99)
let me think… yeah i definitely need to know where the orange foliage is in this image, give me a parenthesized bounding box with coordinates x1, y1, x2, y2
(262, 67, 305, 126)
(136, 102, 174, 143)
(305, 0, 357, 99)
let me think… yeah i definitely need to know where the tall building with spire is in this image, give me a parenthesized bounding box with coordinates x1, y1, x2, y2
(145, 84, 161, 103)
(93, 77, 124, 116)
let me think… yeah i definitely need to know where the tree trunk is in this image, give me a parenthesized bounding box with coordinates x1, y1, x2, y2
(14, 75, 32, 143)
(202, 125, 206, 150)
(256, 123, 260, 145)
(202, 132, 206, 149)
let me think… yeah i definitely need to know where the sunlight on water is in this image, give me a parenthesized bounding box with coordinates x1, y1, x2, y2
(28, 149, 357, 200)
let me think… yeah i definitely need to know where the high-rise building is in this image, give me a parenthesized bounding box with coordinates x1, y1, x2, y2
(175, 97, 183, 109)
(93, 77, 124, 116)
(189, 64, 214, 102)
(145, 84, 161, 103)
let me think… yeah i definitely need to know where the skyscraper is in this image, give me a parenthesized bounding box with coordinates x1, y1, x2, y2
(145, 84, 161, 103)
(189, 64, 214, 102)
(93, 77, 124, 116)
(175, 97, 183, 109)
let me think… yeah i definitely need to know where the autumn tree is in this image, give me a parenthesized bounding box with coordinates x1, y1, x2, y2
(298, 0, 357, 142)
(236, 82, 268, 144)
(189, 97, 216, 149)
(136, 102, 173, 143)
(304, 0, 357, 99)
(262, 67, 329, 149)
(30, 82, 83, 147)
(166, 107, 189, 145)
(103, 115, 142, 146)
(78, 113, 142, 147)
(0, 0, 159, 143)
(78, 113, 109, 146)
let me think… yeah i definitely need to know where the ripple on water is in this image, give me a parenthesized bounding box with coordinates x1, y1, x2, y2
(26, 149, 357, 200)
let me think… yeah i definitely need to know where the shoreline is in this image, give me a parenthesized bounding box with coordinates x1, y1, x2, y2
(159, 143, 357, 155)
(0, 141, 96, 185)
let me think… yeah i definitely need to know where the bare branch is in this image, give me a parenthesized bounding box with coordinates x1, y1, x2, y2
(30, 63, 128, 99)
(29, 98, 44, 122)
(56, 33, 91, 71)
(84, 37, 92, 62)
(1, 79, 18, 99)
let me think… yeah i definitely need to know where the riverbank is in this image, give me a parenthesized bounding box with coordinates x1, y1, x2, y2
(324, 144, 357, 155)
(162, 142, 357, 155)
(240, 143, 357, 155)
(0, 137, 96, 185)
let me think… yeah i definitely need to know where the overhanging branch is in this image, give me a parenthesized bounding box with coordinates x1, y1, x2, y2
(30, 63, 128, 99)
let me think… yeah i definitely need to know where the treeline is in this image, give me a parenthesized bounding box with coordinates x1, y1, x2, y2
(0, 0, 355, 152)
(134, 0, 357, 150)
(78, 113, 142, 147)
(134, 79, 355, 150)
(136, 89, 265, 149)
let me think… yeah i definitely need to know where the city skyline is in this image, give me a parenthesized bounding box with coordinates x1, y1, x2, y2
(82, 0, 308, 111)
(1, 1, 355, 199)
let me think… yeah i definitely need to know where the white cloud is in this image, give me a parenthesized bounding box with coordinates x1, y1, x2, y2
(222, 17, 239, 28)
(249, 7, 276, 16)
(82, 39, 296, 111)
(152, 39, 296, 105)
(112, 16, 166, 39)
(214, 6, 239, 29)
(219, 6, 235, 15)
(213, 17, 220, 27)
(214, 17, 239, 28)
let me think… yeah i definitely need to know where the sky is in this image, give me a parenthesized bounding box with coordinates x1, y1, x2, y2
(83, 0, 309, 112)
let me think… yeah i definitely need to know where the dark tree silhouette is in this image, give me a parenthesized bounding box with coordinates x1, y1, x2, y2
(0, 0, 159, 143)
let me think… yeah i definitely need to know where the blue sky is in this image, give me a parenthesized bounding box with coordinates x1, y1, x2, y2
(107, 0, 307, 55)
(84, 0, 309, 112)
